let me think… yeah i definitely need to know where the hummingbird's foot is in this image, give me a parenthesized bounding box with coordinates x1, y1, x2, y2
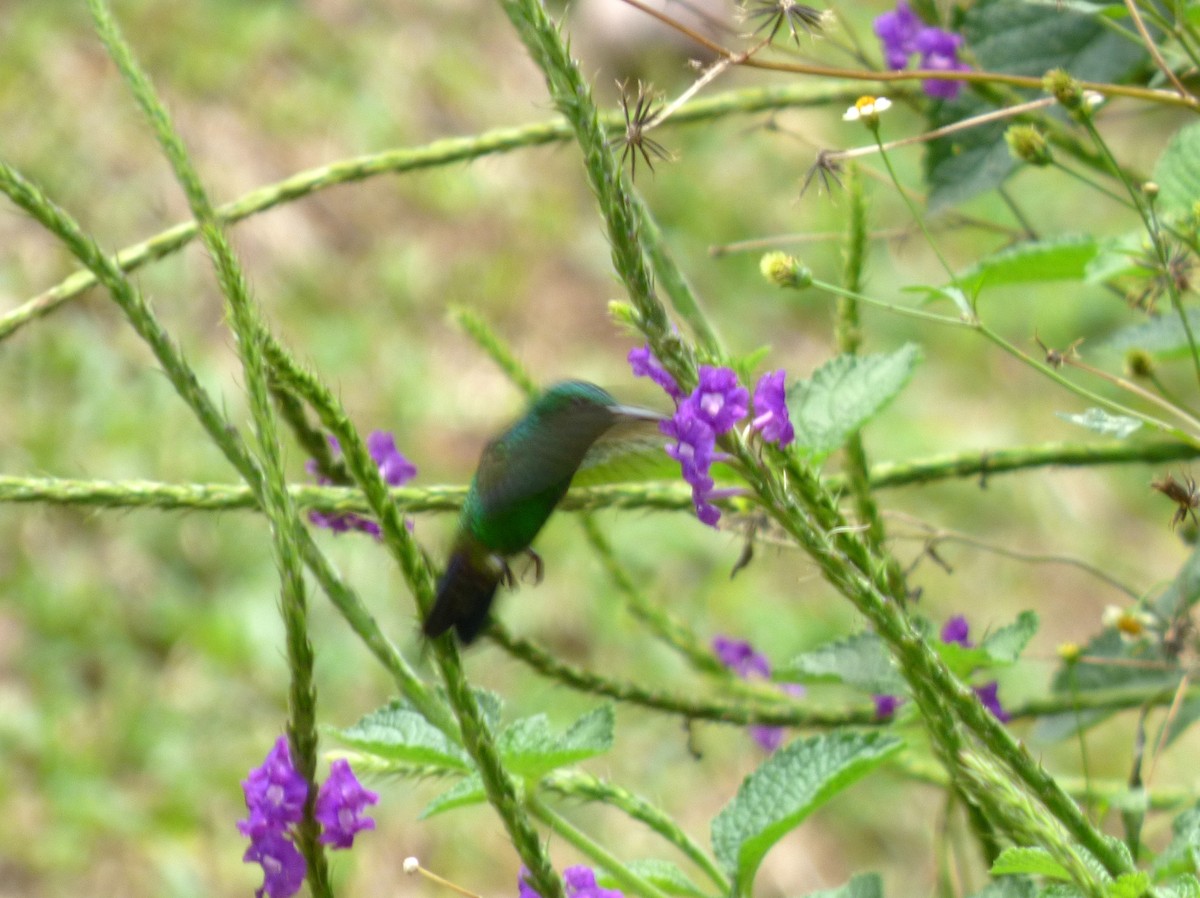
(498, 559, 518, 589)
(524, 548, 544, 585)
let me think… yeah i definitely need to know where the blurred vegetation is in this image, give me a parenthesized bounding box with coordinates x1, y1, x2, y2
(0, 1, 1196, 897)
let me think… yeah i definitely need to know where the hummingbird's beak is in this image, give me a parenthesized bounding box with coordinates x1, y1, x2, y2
(609, 404, 666, 423)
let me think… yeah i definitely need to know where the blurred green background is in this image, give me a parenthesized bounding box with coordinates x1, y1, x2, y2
(0, 1, 1195, 896)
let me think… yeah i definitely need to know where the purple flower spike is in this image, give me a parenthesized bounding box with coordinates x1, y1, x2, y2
(564, 866, 625, 898)
(368, 431, 418, 486)
(315, 759, 379, 849)
(974, 681, 1010, 722)
(689, 366, 749, 435)
(713, 636, 805, 752)
(874, 0, 922, 69)
(873, 1, 969, 99)
(309, 429, 416, 537)
(873, 694, 903, 720)
(751, 370, 795, 446)
(713, 635, 772, 679)
(243, 830, 307, 898)
(520, 866, 625, 898)
(940, 615, 973, 647)
(628, 345, 683, 399)
(238, 737, 308, 837)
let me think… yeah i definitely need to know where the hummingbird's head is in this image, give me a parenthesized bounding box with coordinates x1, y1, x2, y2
(535, 380, 663, 427)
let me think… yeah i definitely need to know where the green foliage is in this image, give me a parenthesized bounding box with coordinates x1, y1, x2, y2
(711, 732, 903, 893)
(788, 345, 923, 457)
(778, 631, 908, 694)
(1153, 121, 1200, 216)
(598, 859, 709, 898)
(805, 872, 885, 898)
(954, 237, 1101, 293)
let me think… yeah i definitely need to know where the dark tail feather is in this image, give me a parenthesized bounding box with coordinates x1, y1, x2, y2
(423, 550, 503, 644)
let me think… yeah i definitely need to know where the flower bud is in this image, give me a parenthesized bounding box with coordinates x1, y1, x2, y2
(1043, 69, 1084, 110)
(760, 251, 813, 289)
(1005, 125, 1052, 166)
(1124, 348, 1155, 379)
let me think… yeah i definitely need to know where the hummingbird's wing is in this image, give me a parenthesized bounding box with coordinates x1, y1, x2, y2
(572, 418, 673, 487)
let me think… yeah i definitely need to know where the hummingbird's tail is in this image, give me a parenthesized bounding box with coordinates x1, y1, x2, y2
(423, 547, 504, 643)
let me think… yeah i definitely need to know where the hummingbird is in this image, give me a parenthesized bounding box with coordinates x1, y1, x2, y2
(423, 380, 662, 643)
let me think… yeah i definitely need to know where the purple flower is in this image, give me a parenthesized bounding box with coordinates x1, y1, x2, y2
(751, 370, 794, 446)
(315, 759, 379, 848)
(873, 694, 903, 719)
(520, 866, 624, 898)
(368, 431, 418, 486)
(940, 615, 973, 647)
(243, 829, 307, 898)
(688, 366, 749, 435)
(629, 345, 684, 399)
(873, 1, 969, 99)
(661, 407, 731, 527)
(713, 636, 806, 752)
(238, 737, 308, 838)
(713, 635, 772, 679)
(874, 0, 923, 68)
(973, 681, 1010, 723)
(308, 430, 416, 537)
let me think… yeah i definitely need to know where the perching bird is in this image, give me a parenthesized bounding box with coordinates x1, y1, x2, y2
(423, 381, 662, 643)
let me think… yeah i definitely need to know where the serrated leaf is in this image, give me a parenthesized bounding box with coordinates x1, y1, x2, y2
(1056, 409, 1142, 438)
(1154, 121, 1200, 216)
(597, 859, 708, 898)
(926, 0, 1146, 208)
(1107, 872, 1151, 898)
(1152, 806, 1200, 880)
(498, 705, 614, 778)
(334, 700, 471, 771)
(907, 284, 975, 318)
(1158, 876, 1200, 898)
(967, 877, 1038, 898)
(1036, 628, 1181, 742)
(711, 731, 902, 893)
(1097, 309, 1200, 360)
(1162, 696, 1200, 748)
(954, 237, 1099, 292)
(805, 872, 884, 898)
(419, 774, 486, 819)
(981, 611, 1040, 663)
(789, 345, 922, 456)
(1151, 537, 1200, 619)
(777, 631, 907, 695)
(991, 847, 1072, 880)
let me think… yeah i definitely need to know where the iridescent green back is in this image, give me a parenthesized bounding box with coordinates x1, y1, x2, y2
(461, 382, 619, 556)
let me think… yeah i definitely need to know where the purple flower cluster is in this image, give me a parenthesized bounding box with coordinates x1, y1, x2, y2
(873, 0, 969, 99)
(713, 635, 806, 752)
(629, 347, 795, 527)
(519, 866, 624, 898)
(239, 737, 379, 898)
(873, 616, 1009, 723)
(307, 430, 416, 537)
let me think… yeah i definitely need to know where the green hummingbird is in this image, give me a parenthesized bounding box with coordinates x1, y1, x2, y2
(423, 380, 662, 643)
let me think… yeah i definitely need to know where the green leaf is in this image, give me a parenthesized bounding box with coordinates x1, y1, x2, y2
(1055, 408, 1142, 438)
(981, 611, 1040, 663)
(990, 847, 1072, 880)
(420, 774, 486, 819)
(789, 345, 922, 456)
(334, 699, 471, 771)
(597, 860, 709, 898)
(1035, 628, 1181, 741)
(1097, 309, 1200, 360)
(1158, 876, 1200, 898)
(966, 878, 1037, 898)
(805, 873, 884, 898)
(1107, 872, 1151, 898)
(1162, 696, 1200, 748)
(954, 237, 1100, 292)
(1153, 121, 1200, 216)
(926, 0, 1146, 208)
(498, 705, 615, 778)
(711, 731, 903, 893)
(777, 631, 907, 695)
(1151, 533, 1200, 619)
(1152, 806, 1200, 880)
